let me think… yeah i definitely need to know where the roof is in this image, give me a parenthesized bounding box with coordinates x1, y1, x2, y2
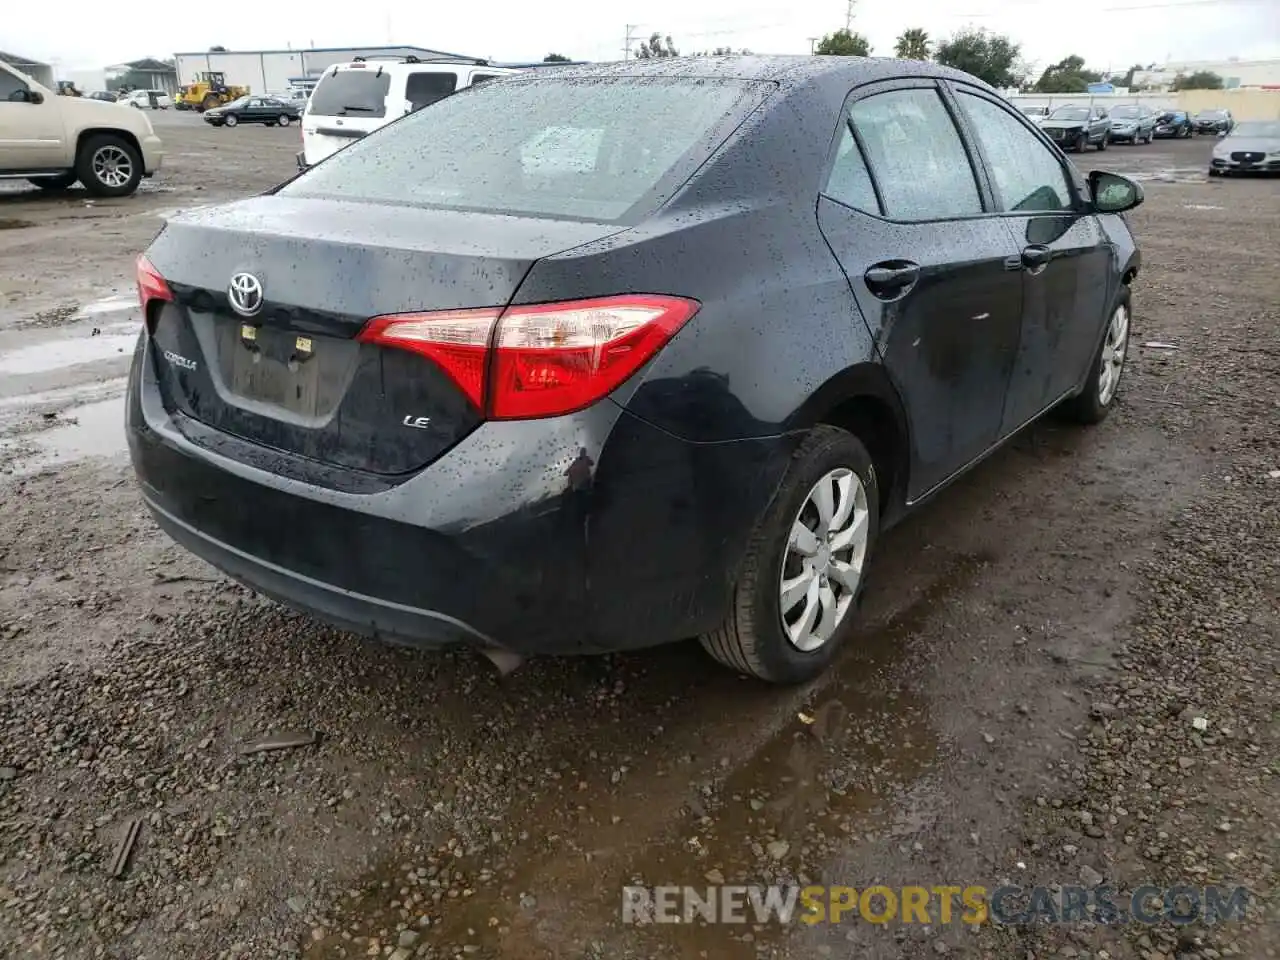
(173, 44, 482, 60)
(125, 57, 176, 73)
(533, 54, 982, 92)
(0, 50, 50, 69)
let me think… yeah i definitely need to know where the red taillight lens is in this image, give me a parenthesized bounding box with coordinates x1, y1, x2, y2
(135, 255, 173, 317)
(357, 308, 501, 409)
(359, 295, 699, 420)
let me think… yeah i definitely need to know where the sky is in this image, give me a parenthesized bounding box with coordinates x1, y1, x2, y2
(8, 0, 1280, 78)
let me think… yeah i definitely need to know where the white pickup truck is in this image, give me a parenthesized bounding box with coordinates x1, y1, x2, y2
(0, 59, 164, 197)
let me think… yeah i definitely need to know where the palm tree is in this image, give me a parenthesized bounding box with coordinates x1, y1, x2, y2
(894, 28, 931, 60)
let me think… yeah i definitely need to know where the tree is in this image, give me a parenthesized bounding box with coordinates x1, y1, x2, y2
(933, 29, 1021, 88)
(692, 47, 753, 56)
(815, 29, 872, 57)
(1172, 70, 1223, 90)
(1034, 54, 1102, 93)
(543, 53, 571, 62)
(894, 28, 931, 61)
(208, 45, 227, 52)
(634, 33, 678, 58)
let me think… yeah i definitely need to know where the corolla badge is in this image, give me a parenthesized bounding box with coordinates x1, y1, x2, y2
(228, 272, 264, 317)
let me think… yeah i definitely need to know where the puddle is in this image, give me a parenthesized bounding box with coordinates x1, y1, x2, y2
(0, 218, 35, 230)
(1183, 203, 1224, 211)
(0, 322, 137, 375)
(5, 396, 126, 475)
(305, 555, 988, 959)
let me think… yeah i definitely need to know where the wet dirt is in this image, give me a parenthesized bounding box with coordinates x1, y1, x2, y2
(0, 132, 1276, 960)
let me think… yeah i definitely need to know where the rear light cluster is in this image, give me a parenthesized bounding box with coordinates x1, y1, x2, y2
(359, 295, 699, 420)
(136, 255, 173, 327)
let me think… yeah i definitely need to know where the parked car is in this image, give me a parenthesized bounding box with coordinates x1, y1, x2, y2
(1193, 109, 1233, 136)
(1018, 104, 1049, 124)
(118, 89, 172, 110)
(0, 58, 164, 196)
(1040, 104, 1111, 151)
(1107, 104, 1156, 144)
(298, 56, 520, 170)
(203, 96, 302, 127)
(87, 90, 118, 102)
(1153, 111, 1193, 138)
(1208, 120, 1280, 175)
(127, 56, 1142, 685)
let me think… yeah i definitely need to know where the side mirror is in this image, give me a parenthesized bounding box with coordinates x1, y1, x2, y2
(1089, 171, 1143, 214)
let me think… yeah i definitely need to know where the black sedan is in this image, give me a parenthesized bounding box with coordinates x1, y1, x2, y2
(1153, 111, 1193, 138)
(127, 56, 1142, 684)
(1039, 105, 1111, 151)
(1193, 109, 1233, 136)
(203, 96, 301, 128)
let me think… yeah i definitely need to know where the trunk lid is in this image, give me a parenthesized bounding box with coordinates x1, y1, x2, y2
(145, 195, 616, 475)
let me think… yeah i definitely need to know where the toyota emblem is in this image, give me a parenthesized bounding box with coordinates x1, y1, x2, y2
(228, 272, 264, 317)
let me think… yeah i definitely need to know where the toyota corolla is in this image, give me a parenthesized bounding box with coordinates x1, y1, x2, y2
(127, 57, 1142, 684)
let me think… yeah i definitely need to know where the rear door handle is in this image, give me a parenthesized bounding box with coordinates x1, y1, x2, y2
(864, 261, 920, 299)
(1021, 245, 1052, 273)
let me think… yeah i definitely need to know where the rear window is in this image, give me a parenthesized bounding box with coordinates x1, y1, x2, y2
(308, 68, 391, 118)
(283, 77, 770, 223)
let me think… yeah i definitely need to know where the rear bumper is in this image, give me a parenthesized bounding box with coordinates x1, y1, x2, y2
(126, 332, 797, 655)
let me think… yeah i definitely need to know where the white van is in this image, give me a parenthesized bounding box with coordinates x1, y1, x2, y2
(297, 57, 518, 170)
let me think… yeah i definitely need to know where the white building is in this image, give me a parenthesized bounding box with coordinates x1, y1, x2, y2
(1132, 58, 1280, 91)
(172, 45, 484, 97)
(0, 50, 54, 89)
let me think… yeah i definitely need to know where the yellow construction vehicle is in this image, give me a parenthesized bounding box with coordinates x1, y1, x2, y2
(174, 72, 249, 112)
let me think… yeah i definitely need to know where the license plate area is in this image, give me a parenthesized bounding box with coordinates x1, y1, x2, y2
(214, 319, 354, 418)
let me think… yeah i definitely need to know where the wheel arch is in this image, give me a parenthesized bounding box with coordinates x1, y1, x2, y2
(75, 127, 142, 164)
(786, 362, 912, 521)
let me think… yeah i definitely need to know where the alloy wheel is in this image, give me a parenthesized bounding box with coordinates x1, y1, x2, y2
(91, 145, 133, 189)
(779, 468, 869, 652)
(1098, 303, 1130, 406)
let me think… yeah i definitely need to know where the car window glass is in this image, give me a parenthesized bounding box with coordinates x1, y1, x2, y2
(308, 69, 390, 118)
(956, 91, 1073, 213)
(405, 72, 458, 110)
(470, 73, 500, 85)
(0, 71, 28, 100)
(824, 123, 880, 214)
(848, 88, 981, 221)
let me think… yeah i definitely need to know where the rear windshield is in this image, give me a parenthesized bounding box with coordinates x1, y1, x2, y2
(283, 77, 771, 223)
(308, 68, 391, 118)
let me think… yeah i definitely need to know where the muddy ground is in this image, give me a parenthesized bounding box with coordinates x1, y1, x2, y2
(0, 121, 1276, 960)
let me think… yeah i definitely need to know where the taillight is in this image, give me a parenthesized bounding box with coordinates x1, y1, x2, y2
(135, 255, 173, 322)
(359, 294, 699, 420)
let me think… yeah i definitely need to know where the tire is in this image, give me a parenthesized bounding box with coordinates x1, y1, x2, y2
(1056, 288, 1131, 425)
(202, 94, 220, 112)
(75, 134, 143, 198)
(699, 425, 880, 684)
(1075, 132, 1088, 153)
(278, 114, 291, 126)
(28, 173, 77, 191)
(225, 114, 238, 127)
(1097, 132, 1108, 151)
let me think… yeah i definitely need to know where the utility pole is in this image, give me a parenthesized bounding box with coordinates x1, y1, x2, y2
(624, 24, 638, 60)
(808, 37, 819, 54)
(845, 0, 855, 32)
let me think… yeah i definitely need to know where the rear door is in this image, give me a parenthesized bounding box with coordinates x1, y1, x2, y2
(816, 80, 1024, 499)
(949, 84, 1111, 431)
(302, 64, 391, 164)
